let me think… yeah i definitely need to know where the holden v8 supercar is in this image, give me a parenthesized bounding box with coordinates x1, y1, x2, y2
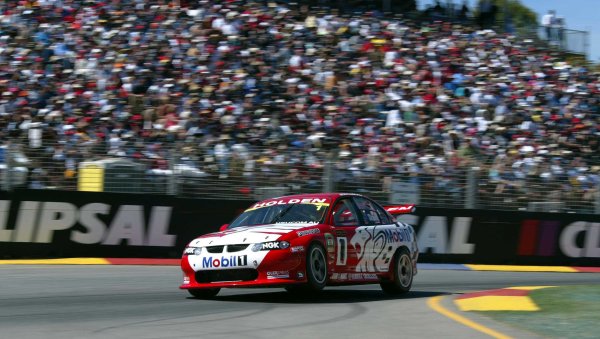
(180, 193, 418, 298)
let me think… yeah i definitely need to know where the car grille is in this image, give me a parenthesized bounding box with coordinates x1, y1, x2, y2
(227, 244, 249, 252)
(195, 269, 258, 283)
(205, 244, 249, 253)
(205, 245, 225, 253)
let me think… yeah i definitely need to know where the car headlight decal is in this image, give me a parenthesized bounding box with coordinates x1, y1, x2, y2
(184, 247, 202, 255)
(251, 241, 290, 252)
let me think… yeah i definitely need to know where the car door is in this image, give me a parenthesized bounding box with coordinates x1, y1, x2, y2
(329, 198, 360, 274)
(351, 196, 397, 273)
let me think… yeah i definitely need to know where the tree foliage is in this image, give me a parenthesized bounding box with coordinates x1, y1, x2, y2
(477, 0, 538, 29)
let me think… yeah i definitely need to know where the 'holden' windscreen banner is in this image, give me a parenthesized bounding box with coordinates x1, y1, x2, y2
(0, 189, 598, 266)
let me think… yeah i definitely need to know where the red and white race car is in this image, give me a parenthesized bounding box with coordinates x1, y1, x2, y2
(180, 193, 418, 298)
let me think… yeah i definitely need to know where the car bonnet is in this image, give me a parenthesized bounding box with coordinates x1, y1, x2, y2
(189, 223, 320, 247)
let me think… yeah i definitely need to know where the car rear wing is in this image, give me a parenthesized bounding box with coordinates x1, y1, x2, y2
(383, 204, 416, 215)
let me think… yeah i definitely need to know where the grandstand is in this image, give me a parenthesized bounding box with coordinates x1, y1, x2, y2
(0, 1, 597, 213)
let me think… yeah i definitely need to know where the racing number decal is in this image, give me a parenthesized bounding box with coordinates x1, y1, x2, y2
(336, 237, 347, 265)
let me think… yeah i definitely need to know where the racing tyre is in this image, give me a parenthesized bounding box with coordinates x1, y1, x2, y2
(305, 243, 328, 291)
(380, 248, 413, 295)
(286, 244, 327, 294)
(187, 288, 220, 299)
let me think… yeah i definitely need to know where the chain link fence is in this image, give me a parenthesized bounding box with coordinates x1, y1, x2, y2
(400, 9, 590, 58)
(527, 26, 590, 56)
(2, 139, 598, 214)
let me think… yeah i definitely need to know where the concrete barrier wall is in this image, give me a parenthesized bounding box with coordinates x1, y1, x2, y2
(1, 190, 598, 266)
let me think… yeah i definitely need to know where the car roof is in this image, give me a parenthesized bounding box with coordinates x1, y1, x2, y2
(259, 193, 361, 201)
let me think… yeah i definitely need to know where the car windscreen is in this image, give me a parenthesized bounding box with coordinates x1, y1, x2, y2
(228, 201, 329, 228)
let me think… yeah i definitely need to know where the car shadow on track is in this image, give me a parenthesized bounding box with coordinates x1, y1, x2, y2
(189, 290, 449, 304)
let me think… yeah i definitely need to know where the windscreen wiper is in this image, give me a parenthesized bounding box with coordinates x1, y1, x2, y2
(270, 204, 296, 224)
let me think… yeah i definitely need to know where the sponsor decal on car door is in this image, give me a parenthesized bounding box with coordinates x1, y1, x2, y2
(330, 199, 359, 272)
(350, 197, 410, 273)
(351, 223, 412, 272)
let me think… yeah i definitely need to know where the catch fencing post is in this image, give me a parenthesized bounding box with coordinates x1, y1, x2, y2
(167, 148, 178, 196)
(3, 141, 13, 191)
(595, 183, 600, 214)
(465, 167, 479, 209)
(323, 150, 335, 193)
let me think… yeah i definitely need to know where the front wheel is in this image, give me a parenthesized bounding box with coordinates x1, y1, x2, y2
(306, 243, 328, 291)
(187, 288, 220, 299)
(287, 244, 327, 294)
(380, 248, 413, 295)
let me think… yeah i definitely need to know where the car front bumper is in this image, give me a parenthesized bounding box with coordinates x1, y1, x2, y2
(180, 251, 305, 290)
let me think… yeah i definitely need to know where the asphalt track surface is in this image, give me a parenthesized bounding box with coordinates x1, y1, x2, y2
(1, 265, 598, 339)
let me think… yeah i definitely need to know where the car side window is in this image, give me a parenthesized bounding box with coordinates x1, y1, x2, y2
(374, 204, 392, 224)
(353, 197, 384, 225)
(366, 200, 392, 224)
(331, 199, 358, 226)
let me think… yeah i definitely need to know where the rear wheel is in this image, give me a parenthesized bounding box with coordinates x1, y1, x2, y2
(187, 288, 220, 299)
(380, 248, 413, 295)
(286, 244, 327, 294)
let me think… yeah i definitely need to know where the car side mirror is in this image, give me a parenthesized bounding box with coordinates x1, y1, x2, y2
(219, 224, 229, 231)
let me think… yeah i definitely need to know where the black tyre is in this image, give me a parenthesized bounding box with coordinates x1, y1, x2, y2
(380, 248, 413, 295)
(187, 288, 220, 299)
(284, 244, 327, 294)
(305, 243, 328, 291)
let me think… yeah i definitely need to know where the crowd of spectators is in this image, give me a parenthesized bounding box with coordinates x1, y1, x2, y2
(0, 1, 598, 210)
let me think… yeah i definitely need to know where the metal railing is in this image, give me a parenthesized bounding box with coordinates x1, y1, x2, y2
(525, 25, 590, 56)
(404, 10, 590, 57)
(2, 140, 598, 214)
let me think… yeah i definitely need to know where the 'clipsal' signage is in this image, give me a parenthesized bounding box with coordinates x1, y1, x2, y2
(0, 201, 175, 246)
(397, 214, 475, 255)
(517, 220, 600, 258)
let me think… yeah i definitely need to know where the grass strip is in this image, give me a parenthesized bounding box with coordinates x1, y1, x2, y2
(474, 285, 600, 339)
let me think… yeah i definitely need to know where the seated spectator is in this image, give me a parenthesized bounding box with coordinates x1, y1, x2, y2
(0, 1, 595, 212)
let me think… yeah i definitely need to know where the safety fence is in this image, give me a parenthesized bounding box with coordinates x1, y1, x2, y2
(405, 9, 590, 57)
(268, 3, 590, 57)
(524, 25, 590, 56)
(1, 140, 598, 214)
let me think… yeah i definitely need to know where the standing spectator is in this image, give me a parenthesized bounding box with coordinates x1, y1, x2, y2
(214, 136, 231, 179)
(0, 0, 595, 211)
(542, 10, 556, 41)
(458, 0, 470, 23)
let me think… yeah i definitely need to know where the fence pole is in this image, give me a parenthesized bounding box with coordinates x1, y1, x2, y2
(595, 183, 600, 215)
(167, 148, 178, 196)
(584, 29, 590, 58)
(3, 141, 13, 192)
(322, 150, 335, 193)
(465, 167, 479, 209)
